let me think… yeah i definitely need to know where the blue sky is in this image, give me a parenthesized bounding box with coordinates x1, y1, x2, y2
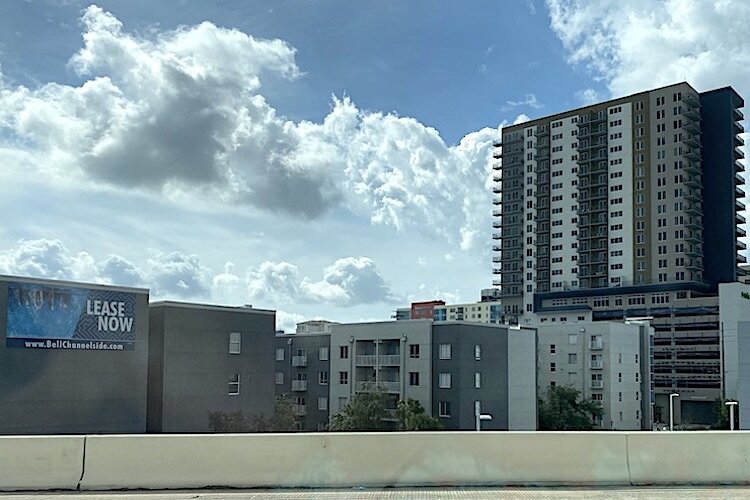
(0, 0, 747, 330)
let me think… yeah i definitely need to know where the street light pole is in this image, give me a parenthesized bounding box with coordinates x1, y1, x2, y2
(669, 393, 679, 431)
(725, 400, 739, 431)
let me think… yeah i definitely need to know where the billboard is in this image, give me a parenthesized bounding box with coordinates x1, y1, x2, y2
(6, 282, 137, 350)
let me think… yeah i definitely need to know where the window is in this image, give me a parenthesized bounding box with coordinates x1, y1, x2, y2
(228, 374, 240, 395)
(569, 353, 577, 364)
(568, 334, 578, 345)
(475, 344, 481, 360)
(550, 362, 556, 372)
(409, 372, 420, 386)
(410, 344, 420, 358)
(439, 372, 452, 389)
(319, 371, 329, 385)
(275, 372, 284, 385)
(475, 372, 481, 389)
(340, 345, 349, 359)
(229, 332, 241, 354)
(339, 371, 348, 385)
(275, 348, 285, 361)
(319, 347, 329, 361)
(439, 401, 452, 417)
(439, 344, 452, 360)
(318, 397, 328, 411)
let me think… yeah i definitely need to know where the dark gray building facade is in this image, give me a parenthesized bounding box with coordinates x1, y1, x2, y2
(0, 275, 149, 434)
(274, 331, 331, 431)
(147, 302, 276, 432)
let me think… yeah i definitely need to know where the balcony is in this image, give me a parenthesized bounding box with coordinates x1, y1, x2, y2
(737, 240, 747, 251)
(293, 404, 307, 417)
(355, 355, 377, 366)
(590, 340, 603, 350)
(739, 213, 747, 225)
(492, 221, 502, 228)
(684, 148, 701, 161)
(291, 380, 308, 392)
(736, 173, 745, 185)
(737, 186, 745, 198)
(683, 107, 700, 121)
(492, 162, 501, 171)
(493, 197, 501, 205)
(493, 233, 502, 240)
(380, 354, 401, 366)
(738, 227, 747, 237)
(736, 147, 746, 159)
(492, 279, 501, 286)
(292, 355, 307, 367)
(356, 381, 400, 393)
(492, 150, 502, 159)
(739, 254, 748, 264)
(591, 380, 604, 389)
(735, 108, 745, 121)
(590, 360, 603, 369)
(737, 200, 746, 211)
(736, 135, 745, 148)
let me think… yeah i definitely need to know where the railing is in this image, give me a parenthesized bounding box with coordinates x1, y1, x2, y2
(355, 381, 401, 393)
(293, 404, 307, 416)
(292, 355, 307, 367)
(590, 341, 603, 350)
(355, 355, 377, 366)
(291, 380, 307, 392)
(380, 355, 401, 366)
(590, 360, 603, 369)
(591, 380, 604, 389)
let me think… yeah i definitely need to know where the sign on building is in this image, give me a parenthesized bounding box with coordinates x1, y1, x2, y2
(6, 282, 137, 350)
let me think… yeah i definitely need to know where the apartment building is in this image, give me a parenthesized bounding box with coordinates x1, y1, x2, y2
(494, 82, 746, 426)
(277, 320, 538, 431)
(0, 275, 149, 434)
(274, 321, 336, 431)
(535, 321, 653, 430)
(147, 302, 276, 432)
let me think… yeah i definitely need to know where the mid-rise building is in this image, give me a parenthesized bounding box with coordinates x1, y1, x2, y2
(279, 320, 537, 431)
(535, 321, 653, 430)
(147, 302, 276, 432)
(494, 82, 746, 426)
(274, 321, 335, 431)
(0, 275, 149, 434)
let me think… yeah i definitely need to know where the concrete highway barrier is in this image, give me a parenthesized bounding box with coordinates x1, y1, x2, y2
(2, 432, 750, 491)
(0, 436, 85, 491)
(627, 431, 750, 485)
(79, 432, 630, 490)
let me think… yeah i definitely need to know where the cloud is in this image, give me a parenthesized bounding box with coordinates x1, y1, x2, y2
(575, 88, 602, 105)
(211, 262, 244, 305)
(247, 256, 396, 306)
(546, 0, 750, 100)
(504, 93, 543, 110)
(0, 239, 95, 281)
(275, 310, 306, 333)
(0, 6, 499, 250)
(0, 238, 396, 307)
(0, 239, 210, 300)
(513, 113, 531, 125)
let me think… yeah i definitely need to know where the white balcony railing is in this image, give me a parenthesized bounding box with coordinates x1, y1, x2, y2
(355, 355, 377, 366)
(379, 355, 401, 366)
(590, 341, 603, 350)
(291, 380, 307, 391)
(591, 380, 604, 389)
(293, 404, 307, 416)
(292, 355, 307, 367)
(590, 360, 603, 369)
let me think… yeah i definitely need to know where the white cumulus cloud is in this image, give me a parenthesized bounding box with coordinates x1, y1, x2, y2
(0, 6, 499, 250)
(546, 0, 750, 100)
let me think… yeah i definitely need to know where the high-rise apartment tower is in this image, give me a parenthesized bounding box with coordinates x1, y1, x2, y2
(493, 82, 744, 322)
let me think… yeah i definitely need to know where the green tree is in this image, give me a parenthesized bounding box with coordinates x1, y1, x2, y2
(329, 386, 389, 431)
(208, 395, 297, 432)
(396, 398, 442, 430)
(208, 410, 250, 432)
(538, 385, 603, 430)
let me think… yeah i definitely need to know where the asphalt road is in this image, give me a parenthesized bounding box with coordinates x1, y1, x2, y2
(3, 487, 750, 499)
